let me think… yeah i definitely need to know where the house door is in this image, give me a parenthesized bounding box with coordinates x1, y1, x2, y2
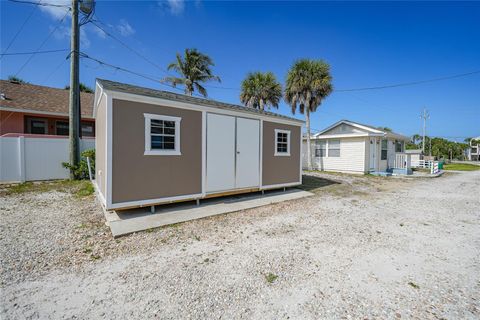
(206, 113, 260, 193)
(369, 138, 377, 171)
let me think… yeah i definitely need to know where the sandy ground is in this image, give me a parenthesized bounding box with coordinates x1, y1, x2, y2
(1, 171, 479, 319)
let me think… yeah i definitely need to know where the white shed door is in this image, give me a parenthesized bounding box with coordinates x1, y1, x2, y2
(206, 113, 236, 192)
(235, 117, 260, 189)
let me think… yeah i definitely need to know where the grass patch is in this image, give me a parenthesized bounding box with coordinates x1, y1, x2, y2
(1, 179, 94, 197)
(443, 163, 480, 171)
(75, 181, 94, 197)
(265, 272, 278, 284)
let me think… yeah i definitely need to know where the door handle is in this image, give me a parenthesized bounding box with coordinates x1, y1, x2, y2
(237, 151, 240, 154)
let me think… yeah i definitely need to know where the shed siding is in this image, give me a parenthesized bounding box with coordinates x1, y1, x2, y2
(305, 137, 366, 173)
(111, 99, 202, 204)
(95, 96, 106, 198)
(262, 121, 301, 186)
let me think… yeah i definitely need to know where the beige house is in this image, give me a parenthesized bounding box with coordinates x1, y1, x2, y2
(303, 120, 410, 174)
(94, 79, 303, 211)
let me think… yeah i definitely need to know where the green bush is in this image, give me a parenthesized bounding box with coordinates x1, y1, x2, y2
(62, 149, 95, 180)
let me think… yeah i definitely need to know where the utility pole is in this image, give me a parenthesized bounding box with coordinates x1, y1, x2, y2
(69, 0, 80, 179)
(420, 107, 430, 154)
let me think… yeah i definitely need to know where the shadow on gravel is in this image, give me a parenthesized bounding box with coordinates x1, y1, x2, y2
(299, 175, 340, 193)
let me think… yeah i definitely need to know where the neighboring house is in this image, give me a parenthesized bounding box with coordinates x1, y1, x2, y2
(94, 79, 304, 211)
(0, 80, 95, 137)
(302, 120, 410, 174)
(466, 136, 480, 161)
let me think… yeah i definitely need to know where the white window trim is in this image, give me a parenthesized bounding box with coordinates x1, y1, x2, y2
(274, 129, 291, 156)
(144, 113, 181, 156)
(315, 139, 341, 157)
(327, 139, 341, 157)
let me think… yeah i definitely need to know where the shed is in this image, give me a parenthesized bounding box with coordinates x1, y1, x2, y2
(94, 79, 304, 210)
(404, 149, 423, 164)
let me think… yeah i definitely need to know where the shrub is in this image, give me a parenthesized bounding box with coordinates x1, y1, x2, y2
(63, 149, 95, 180)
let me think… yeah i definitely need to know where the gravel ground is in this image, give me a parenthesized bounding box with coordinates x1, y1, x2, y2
(1, 171, 479, 319)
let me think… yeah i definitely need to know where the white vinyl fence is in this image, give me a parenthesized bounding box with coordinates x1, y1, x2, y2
(0, 136, 95, 183)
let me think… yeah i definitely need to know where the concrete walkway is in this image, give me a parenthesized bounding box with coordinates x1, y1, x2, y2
(105, 189, 313, 237)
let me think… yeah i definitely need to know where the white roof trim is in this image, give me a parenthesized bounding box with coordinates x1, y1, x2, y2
(314, 120, 384, 137)
(305, 132, 382, 140)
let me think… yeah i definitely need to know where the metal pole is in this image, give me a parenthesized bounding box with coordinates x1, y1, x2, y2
(69, 0, 80, 179)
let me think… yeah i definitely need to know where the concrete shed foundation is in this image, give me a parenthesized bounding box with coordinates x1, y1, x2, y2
(104, 188, 313, 237)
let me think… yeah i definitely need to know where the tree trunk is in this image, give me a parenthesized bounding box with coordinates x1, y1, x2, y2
(259, 99, 264, 111)
(306, 108, 312, 171)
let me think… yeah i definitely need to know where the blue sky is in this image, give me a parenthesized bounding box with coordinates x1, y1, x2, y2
(1, 1, 479, 140)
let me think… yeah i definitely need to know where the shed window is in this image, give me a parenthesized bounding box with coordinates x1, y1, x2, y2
(328, 139, 340, 157)
(381, 139, 388, 160)
(144, 113, 181, 156)
(274, 129, 290, 156)
(315, 141, 326, 157)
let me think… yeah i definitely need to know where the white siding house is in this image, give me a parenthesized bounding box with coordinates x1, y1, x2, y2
(303, 120, 410, 174)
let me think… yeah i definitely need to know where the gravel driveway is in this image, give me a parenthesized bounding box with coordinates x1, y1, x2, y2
(1, 171, 479, 319)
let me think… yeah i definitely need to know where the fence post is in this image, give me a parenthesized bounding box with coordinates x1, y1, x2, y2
(18, 136, 26, 182)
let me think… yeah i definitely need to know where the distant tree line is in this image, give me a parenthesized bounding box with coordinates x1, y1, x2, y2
(406, 134, 469, 160)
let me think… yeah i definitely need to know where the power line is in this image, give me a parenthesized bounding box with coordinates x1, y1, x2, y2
(335, 70, 480, 92)
(188, 69, 480, 94)
(8, 0, 70, 8)
(0, 0, 39, 61)
(14, 9, 70, 77)
(0, 48, 68, 56)
(89, 17, 171, 75)
(79, 52, 198, 95)
(43, 57, 68, 82)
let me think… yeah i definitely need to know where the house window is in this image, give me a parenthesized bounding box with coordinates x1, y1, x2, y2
(56, 121, 69, 136)
(81, 122, 94, 137)
(381, 139, 388, 160)
(274, 129, 290, 156)
(328, 139, 340, 157)
(144, 113, 181, 156)
(395, 140, 403, 152)
(26, 118, 47, 134)
(315, 141, 326, 157)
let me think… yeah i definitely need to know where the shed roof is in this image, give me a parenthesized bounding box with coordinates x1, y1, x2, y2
(0, 80, 94, 118)
(96, 79, 304, 124)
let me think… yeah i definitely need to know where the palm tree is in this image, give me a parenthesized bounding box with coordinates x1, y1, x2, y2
(240, 72, 282, 111)
(284, 59, 333, 170)
(164, 48, 220, 97)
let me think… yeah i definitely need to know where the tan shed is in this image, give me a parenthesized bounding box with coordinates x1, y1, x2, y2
(94, 79, 304, 211)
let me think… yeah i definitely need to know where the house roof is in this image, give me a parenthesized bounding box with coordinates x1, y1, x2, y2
(312, 119, 410, 141)
(96, 79, 304, 124)
(0, 80, 94, 118)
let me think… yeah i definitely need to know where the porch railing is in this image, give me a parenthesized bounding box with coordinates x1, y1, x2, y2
(411, 159, 433, 168)
(391, 153, 411, 169)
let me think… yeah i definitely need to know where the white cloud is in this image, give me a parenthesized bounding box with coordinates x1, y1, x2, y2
(116, 19, 135, 37)
(39, 1, 70, 20)
(168, 0, 185, 15)
(158, 0, 186, 15)
(91, 24, 107, 39)
(52, 25, 90, 49)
